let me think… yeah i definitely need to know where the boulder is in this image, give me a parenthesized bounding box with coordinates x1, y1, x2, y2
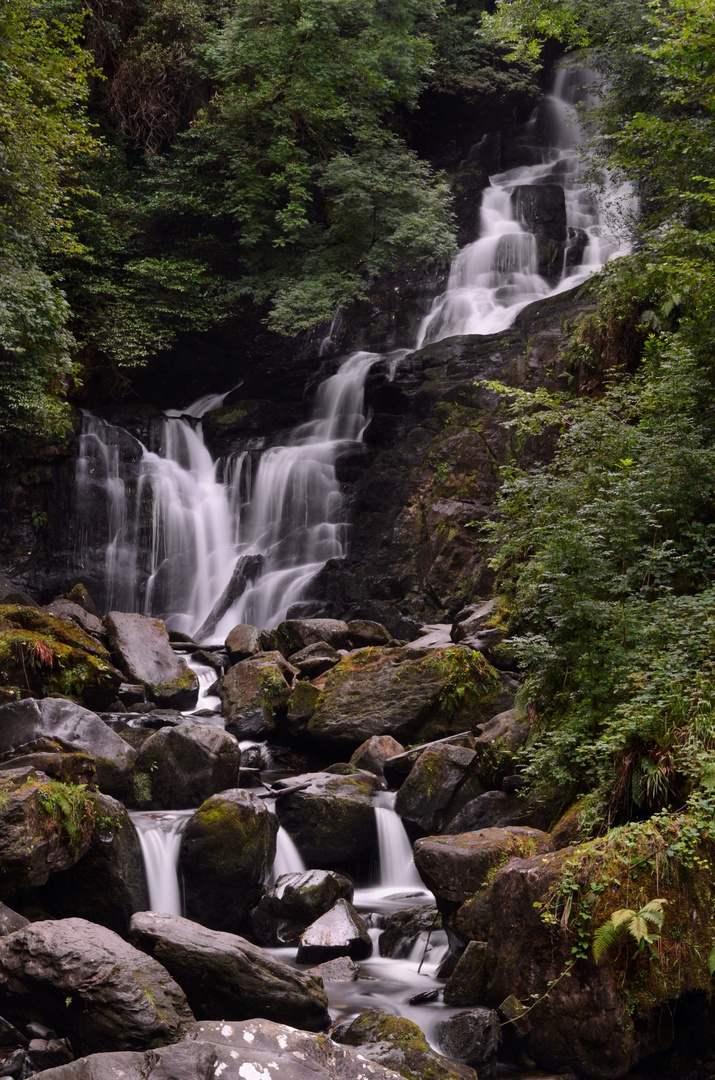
(288, 641, 341, 678)
(0, 606, 121, 710)
(65, 583, 100, 617)
(334, 1009, 476, 1080)
(250, 869, 354, 947)
(273, 771, 380, 865)
(0, 769, 95, 895)
(450, 601, 496, 643)
(104, 611, 199, 710)
(284, 681, 321, 736)
(0, 738, 97, 788)
(305, 956, 359, 981)
(414, 827, 554, 905)
(0, 917, 193, 1053)
(0, 697, 136, 796)
(130, 722, 241, 809)
(179, 789, 278, 933)
(395, 745, 481, 834)
(38, 794, 148, 936)
(0, 902, 28, 936)
(438, 1008, 501, 1079)
(511, 184, 567, 280)
(307, 646, 503, 751)
(224, 623, 261, 663)
(193, 554, 265, 642)
(270, 618, 350, 656)
(218, 651, 295, 739)
(346, 620, 392, 646)
(471, 708, 530, 787)
(349, 734, 405, 777)
(44, 599, 106, 643)
(379, 906, 441, 958)
(29, 1018, 407, 1080)
(129, 911, 331, 1031)
(444, 788, 563, 835)
(296, 898, 372, 963)
(0, 574, 37, 607)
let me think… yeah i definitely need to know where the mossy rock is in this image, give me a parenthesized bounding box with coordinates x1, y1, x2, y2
(283, 680, 321, 736)
(0, 605, 121, 709)
(335, 1009, 476, 1080)
(274, 771, 380, 866)
(307, 646, 503, 752)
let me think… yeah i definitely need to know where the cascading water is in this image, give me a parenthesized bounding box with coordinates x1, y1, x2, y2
(130, 810, 193, 915)
(415, 67, 633, 348)
(74, 350, 384, 639)
(374, 792, 424, 890)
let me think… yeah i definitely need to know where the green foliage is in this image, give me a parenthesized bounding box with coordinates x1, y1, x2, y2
(35, 779, 96, 852)
(592, 898, 666, 962)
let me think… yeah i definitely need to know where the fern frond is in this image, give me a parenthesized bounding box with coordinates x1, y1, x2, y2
(628, 916, 649, 944)
(593, 918, 625, 963)
(610, 908, 636, 927)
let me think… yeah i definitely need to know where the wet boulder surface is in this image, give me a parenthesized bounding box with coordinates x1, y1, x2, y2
(273, 770, 380, 865)
(0, 917, 193, 1054)
(31, 1019, 409, 1080)
(250, 868, 354, 947)
(129, 911, 331, 1031)
(334, 1009, 477, 1080)
(179, 788, 278, 933)
(395, 744, 481, 835)
(218, 650, 295, 738)
(296, 898, 372, 964)
(130, 722, 241, 809)
(104, 611, 199, 710)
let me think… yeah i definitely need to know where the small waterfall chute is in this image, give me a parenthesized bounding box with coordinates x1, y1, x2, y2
(374, 791, 423, 891)
(130, 809, 193, 915)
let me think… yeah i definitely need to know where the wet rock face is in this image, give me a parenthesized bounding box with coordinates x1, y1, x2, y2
(273, 771, 379, 866)
(129, 911, 331, 1032)
(395, 744, 481, 835)
(130, 722, 241, 810)
(379, 906, 441, 959)
(438, 1008, 501, 1079)
(270, 618, 351, 656)
(413, 826, 554, 905)
(179, 789, 278, 933)
(250, 869, 354, 947)
(37, 793, 148, 936)
(0, 697, 136, 797)
(105, 611, 199, 709)
(224, 623, 261, 662)
(349, 734, 405, 777)
(0, 917, 193, 1054)
(306, 645, 502, 751)
(296, 898, 373, 964)
(511, 184, 567, 281)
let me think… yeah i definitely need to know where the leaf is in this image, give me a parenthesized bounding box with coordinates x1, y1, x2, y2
(707, 945, 715, 977)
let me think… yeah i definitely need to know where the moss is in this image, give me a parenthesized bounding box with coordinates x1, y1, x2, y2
(132, 772, 153, 806)
(342, 1010, 473, 1080)
(210, 404, 249, 425)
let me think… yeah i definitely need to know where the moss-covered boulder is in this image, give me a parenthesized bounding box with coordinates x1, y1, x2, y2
(38, 793, 148, 935)
(334, 1009, 476, 1080)
(219, 651, 295, 739)
(0, 604, 121, 709)
(283, 680, 321, 736)
(438, 817, 715, 1079)
(0, 737, 97, 788)
(274, 770, 380, 866)
(413, 827, 553, 905)
(269, 618, 350, 657)
(105, 611, 199, 709)
(179, 789, 278, 933)
(0, 769, 95, 896)
(307, 646, 503, 752)
(130, 722, 241, 810)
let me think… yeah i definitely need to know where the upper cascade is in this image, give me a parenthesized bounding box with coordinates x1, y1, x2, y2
(71, 68, 632, 641)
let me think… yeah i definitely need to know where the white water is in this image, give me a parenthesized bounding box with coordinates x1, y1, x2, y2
(130, 810, 194, 915)
(272, 828, 307, 880)
(374, 791, 424, 891)
(416, 67, 634, 347)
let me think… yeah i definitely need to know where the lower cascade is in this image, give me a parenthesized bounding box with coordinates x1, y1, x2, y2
(130, 810, 193, 916)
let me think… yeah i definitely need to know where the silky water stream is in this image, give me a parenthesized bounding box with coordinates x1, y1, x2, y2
(75, 69, 631, 1044)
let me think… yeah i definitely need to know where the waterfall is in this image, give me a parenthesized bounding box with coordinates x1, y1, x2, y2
(130, 810, 193, 915)
(73, 350, 382, 639)
(415, 67, 634, 349)
(272, 827, 307, 881)
(374, 792, 423, 890)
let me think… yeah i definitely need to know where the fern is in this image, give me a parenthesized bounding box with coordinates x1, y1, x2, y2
(592, 899, 667, 963)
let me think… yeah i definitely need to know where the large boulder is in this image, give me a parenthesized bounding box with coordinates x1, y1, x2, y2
(438, 1008, 501, 1079)
(224, 623, 261, 663)
(0, 917, 193, 1053)
(511, 184, 567, 281)
(179, 789, 278, 932)
(270, 618, 350, 656)
(0, 737, 97, 788)
(395, 744, 482, 834)
(104, 611, 199, 709)
(0, 769, 95, 895)
(130, 722, 241, 809)
(346, 620, 392, 646)
(470, 708, 530, 788)
(0, 697, 136, 796)
(250, 869, 354, 946)
(130, 911, 331, 1031)
(334, 1009, 476, 1080)
(31, 1019, 409, 1080)
(307, 646, 503, 751)
(218, 651, 295, 738)
(0, 606, 121, 709)
(44, 599, 106, 643)
(274, 771, 380, 865)
(414, 827, 554, 905)
(296, 899, 372, 964)
(38, 793, 148, 935)
(288, 641, 341, 678)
